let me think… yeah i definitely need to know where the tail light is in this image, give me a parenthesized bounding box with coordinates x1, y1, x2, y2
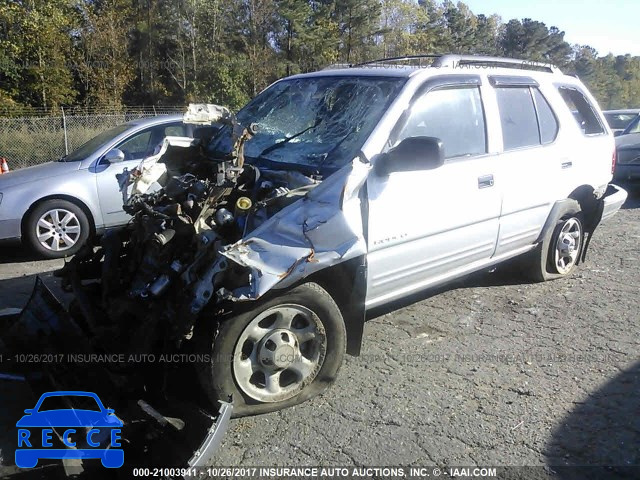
(612, 149, 617, 174)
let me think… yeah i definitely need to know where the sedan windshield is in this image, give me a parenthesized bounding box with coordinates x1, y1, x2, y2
(61, 124, 130, 162)
(208, 76, 405, 169)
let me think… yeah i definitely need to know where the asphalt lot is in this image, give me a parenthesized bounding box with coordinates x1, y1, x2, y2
(1, 189, 639, 477)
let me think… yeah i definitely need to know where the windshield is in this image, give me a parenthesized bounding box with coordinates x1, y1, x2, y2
(208, 76, 405, 169)
(62, 124, 131, 162)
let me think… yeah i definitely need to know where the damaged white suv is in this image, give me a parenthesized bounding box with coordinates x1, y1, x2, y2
(48, 55, 626, 418)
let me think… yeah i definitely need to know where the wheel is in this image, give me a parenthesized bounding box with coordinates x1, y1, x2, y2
(528, 200, 583, 281)
(25, 199, 90, 259)
(197, 282, 346, 417)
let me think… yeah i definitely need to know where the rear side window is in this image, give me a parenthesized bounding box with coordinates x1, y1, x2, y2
(399, 86, 486, 159)
(495, 87, 539, 150)
(532, 89, 558, 144)
(558, 87, 605, 135)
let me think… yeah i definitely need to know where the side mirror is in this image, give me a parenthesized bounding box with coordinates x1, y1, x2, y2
(614, 131, 623, 137)
(375, 137, 445, 176)
(103, 148, 125, 164)
(24, 409, 33, 415)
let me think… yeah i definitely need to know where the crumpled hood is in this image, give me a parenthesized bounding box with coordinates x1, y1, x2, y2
(0, 161, 81, 189)
(222, 158, 370, 299)
(615, 132, 640, 150)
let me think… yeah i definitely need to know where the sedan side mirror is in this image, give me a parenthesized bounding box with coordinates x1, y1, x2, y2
(103, 148, 125, 164)
(375, 136, 445, 176)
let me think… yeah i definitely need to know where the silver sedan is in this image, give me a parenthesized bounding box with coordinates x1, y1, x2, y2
(0, 115, 205, 258)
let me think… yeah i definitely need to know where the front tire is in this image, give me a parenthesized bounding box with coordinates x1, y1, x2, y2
(197, 282, 346, 417)
(528, 201, 583, 281)
(24, 199, 90, 259)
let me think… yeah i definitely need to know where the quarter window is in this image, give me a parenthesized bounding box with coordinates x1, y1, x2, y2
(558, 87, 605, 135)
(532, 89, 558, 144)
(398, 87, 486, 159)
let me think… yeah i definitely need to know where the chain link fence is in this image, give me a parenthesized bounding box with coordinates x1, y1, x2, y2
(0, 106, 185, 170)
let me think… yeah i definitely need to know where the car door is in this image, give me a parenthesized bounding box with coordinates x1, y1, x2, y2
(365, 80, 502, 308)
(95, 122, 186, 227)
(489, 79, 564, 256)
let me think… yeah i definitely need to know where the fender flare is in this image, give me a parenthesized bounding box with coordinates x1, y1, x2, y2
(535, 197, 604, 265)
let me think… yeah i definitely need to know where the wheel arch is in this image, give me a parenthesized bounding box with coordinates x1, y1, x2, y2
(536, 185, 605, 265)
(21, 194, 97, 239)
(567, 185, 600, 224)
(284, 256, 367, 357)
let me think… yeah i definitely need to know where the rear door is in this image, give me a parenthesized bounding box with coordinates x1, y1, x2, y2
(95, 122, 186, 227)
(488, 77, 563, 256)
(366, 78, 502, 307)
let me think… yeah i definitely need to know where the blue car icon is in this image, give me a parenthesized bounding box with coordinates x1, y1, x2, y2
(16, 391, 124, 468)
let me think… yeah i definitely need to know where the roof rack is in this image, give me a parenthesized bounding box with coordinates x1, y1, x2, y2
(433, 55, 561, 74)
(342, 54, 561, 74)
(351, 54, 443, 68)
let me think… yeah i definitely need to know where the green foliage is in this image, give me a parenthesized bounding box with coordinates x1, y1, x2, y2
(0, 0, 638, 111)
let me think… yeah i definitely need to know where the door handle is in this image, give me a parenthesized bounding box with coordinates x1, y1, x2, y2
(561, 161, 573, 169)
(478, 174, 494, 189)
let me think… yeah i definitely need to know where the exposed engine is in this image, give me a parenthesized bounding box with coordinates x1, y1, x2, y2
(55, 106, 322, 380)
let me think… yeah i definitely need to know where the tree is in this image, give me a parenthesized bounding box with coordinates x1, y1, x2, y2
(0, 0, 78, 109)
(77, 0, 135, 107)
(1, 0, 639, 111)
(334, 0, 383, 64)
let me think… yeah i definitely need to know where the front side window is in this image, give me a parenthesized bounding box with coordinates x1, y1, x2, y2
(558, 87, 605, 135)
(495, 87, 540, 150)
(398, 86, 487, 159)
(116, 123, 182, 160)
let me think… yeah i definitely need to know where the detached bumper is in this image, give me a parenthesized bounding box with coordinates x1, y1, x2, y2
(188, 401, 233, 468)
(601, 184, 628, 222)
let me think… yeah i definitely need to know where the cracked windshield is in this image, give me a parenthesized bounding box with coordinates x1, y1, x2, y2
(209, 76, 405, 169)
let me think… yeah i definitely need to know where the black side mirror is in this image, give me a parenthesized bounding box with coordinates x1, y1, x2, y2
(375, 136, 445, 176)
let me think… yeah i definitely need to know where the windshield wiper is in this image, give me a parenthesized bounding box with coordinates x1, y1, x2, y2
(258, 117, 323, 158)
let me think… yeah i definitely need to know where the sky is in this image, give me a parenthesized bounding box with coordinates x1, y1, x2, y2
(462, 0, 640, 56)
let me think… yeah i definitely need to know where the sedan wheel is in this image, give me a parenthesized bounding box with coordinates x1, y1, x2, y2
(35, 208, 82, 252)
(25, 199, 90, 258)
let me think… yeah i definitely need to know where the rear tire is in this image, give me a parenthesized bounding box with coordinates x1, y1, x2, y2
(196, 282, 346, 417)
(24, 199, 90, 259)
(527, 200, 583, 282)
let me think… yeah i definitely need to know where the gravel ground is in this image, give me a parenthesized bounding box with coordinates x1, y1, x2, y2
(1, 190, 639, 477)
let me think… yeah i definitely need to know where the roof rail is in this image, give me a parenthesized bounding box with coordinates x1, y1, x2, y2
(433, 55, 561, 74)
(322, 63, 352, 70)
(324, 54, 562, 74)
(351, 54, 443, 68)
